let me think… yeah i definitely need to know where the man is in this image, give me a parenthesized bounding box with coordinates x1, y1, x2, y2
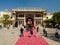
(27, 21, 33, 35)
(55, 28, 59, 40)
(43, 26, 47, 37)
(19, 24, 24, 36)
(36, 25, 39, 32)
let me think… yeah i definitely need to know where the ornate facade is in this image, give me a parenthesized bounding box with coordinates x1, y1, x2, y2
(12, 8, 46, 27)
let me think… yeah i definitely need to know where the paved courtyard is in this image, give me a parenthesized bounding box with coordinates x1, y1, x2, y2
(0, 26, 60, 45)
(0, 28, 19, 45)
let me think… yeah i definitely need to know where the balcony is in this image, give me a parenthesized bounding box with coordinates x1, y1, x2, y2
(17, 17, 24, 19)
(34, 17, 42, 19)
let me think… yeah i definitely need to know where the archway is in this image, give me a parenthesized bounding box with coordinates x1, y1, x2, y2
(26, 17, 34, 25)
(15, 21, 18, 27)
(26, 14, 34, 25)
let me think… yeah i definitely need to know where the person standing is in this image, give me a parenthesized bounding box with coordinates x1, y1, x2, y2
(27, 21, 33, 35)
(54, 28, 59, 40)
(36, 25, 39, 32)
(19, 24, 24, 36)
(43, 26, 47, 37)
(7, 25, 9, 29)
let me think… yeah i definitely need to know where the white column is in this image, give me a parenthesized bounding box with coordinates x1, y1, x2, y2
(12, 12, 16, 27)
(17, 21, 19, 26)
(24, 13, 26, 25)
(34, 13, 36, 26)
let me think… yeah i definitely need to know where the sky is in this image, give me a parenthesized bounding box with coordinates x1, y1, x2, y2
(0, 0, 60, 13)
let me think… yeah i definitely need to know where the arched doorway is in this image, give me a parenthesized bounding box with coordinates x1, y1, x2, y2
(26, 14, 34, 25)
(26, 17, 34, 24)
(15, 21, 18, 27)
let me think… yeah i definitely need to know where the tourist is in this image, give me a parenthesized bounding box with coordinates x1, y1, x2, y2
(36, 25, 39, 32)
(7, 25, 9, 29)
(54, 27, 59, 40)
(19, 24, 24, 36)
(43, 26, 47, 37)
(27, 21, 33, 35)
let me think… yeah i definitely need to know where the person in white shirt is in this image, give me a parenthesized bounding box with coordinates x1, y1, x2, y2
(19, 24, 24, 36)
(54, 28, 59, 39)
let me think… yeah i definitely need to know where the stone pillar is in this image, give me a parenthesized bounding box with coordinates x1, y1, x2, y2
(18, 21, 19, 27)
(24, 13, 26, 26)
(34, 13, 36, 26)
(12, 11, 16, 27)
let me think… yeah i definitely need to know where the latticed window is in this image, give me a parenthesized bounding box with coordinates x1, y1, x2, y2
(35, 14, 41, 17)
(19, 14, 24, 17)
(19, 20, 24, 25)
(36, 21, 41, 24)
(16, 15, 18, 17)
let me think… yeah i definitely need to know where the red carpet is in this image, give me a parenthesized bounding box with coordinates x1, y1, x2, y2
(15, 28, 49, 45)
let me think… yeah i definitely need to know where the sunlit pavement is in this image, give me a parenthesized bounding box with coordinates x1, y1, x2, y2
(0, 26, 60, 45)
(0, 28, 19, 45)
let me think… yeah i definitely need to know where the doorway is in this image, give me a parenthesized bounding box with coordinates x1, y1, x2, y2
(26, 14, 34, 25)
(15, 21, 18, 27)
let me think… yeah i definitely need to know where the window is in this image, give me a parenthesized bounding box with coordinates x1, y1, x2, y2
(16, 15, 18, 17)
(35, 14, 41, 17)
(19, 20, 24, 25)
(19, 14, 24, 17)
(36, 21, 41, 24)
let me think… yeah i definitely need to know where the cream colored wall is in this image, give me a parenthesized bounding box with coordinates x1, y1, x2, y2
(12, 8, 46, 27)
(0, 11, 11, 18)
(43, 13, 53, 20)
(0, 11, 4, 18)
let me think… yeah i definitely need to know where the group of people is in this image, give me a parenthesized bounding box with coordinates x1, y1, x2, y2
(19, 22, 59, 40)
(43, 26, 59, 40)
(19, 21, 40, 37)
(19, 21, 35, 37)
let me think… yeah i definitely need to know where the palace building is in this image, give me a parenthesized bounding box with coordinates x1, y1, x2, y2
(12, 8, 46, 27)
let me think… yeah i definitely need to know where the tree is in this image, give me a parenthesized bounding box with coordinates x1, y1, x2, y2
(52, 11, 60, 28)
(1, 14, 11, 27)
(52, 12, 60, 24)
(44, 19, 53, 27)
(44, 19, 53, 23)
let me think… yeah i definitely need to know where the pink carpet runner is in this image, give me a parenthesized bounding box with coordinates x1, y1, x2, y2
(15, 28, 49, 45)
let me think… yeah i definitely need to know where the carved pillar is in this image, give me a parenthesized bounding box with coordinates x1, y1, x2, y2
(24, 13, 26, 25)
(34, 13, 36, 26)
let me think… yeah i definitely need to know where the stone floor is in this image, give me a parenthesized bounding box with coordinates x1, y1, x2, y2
(0, 28, 19, 45)
(0, 27, 60, 45)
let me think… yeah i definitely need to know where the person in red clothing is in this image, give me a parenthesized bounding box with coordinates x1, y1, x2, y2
(26, 19, 33, 36)
(28, 21, 33, 35)
(32, 24, 34, 28)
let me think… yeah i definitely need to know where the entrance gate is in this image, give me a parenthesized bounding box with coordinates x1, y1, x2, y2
(26, 14, 34, 25)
